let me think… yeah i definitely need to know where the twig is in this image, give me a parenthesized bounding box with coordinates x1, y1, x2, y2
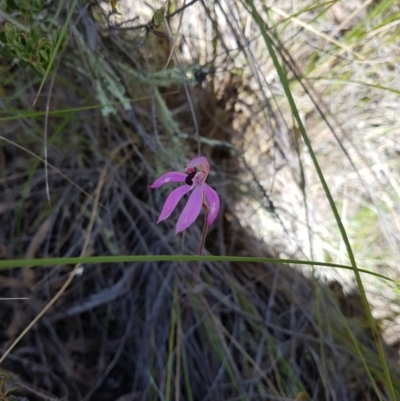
(166, 0, 200, 19)
(160, 0, 186, 76)
(0, 135, 107, 210)
(0, 167, 108, 364)
(163, 20, 200, 154)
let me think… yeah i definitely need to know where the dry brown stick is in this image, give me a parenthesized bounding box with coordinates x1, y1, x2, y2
(0, 167, 108, 365)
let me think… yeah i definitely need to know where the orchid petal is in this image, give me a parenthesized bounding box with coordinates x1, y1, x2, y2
(158, 185, 192, 223)
(149, 172, 187, 188)
(185, 156, 208, 168)
(176, 184, 204, 234)
(203, 184, 220, 226)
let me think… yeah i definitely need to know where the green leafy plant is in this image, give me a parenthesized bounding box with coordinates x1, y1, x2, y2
(0, 0, 65, 75)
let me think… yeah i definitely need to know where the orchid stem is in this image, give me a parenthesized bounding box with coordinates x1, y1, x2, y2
(185, 202, 209, 316)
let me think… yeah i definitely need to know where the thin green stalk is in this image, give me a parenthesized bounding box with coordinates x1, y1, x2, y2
(165, 297, 177, 401)
(0, 255, 397, 284)
(0, 93, 178, 122)
(186, 203, 209, 309)
(179, 322, 193, 401)
(183, 205, 209, 324)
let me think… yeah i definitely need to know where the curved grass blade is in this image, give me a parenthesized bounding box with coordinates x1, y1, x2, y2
(244, 1, 395, 398)
(0, 255, 397, 284)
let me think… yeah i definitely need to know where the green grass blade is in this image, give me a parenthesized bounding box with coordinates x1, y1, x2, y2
(0, 255, 397, 284)
(165, 292, 177, 401)
(175, 287, 193, 401)
(244, 0, 395, 398)
(33, 0, 79, 105)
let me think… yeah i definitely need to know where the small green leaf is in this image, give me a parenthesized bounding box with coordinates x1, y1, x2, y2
(4, 23, 18, 43)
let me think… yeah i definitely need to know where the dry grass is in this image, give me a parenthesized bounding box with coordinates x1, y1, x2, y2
(0, 0, 400, 400)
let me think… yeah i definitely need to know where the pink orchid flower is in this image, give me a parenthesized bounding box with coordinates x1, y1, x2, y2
(149, 156, 220, 234)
